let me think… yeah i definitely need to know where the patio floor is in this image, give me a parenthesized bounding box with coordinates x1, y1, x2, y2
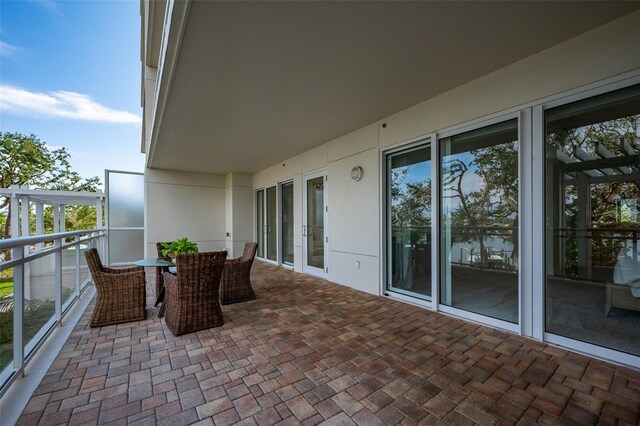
(16, 262, 640, 426)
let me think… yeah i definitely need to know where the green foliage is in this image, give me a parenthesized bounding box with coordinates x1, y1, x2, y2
(0, 278, 12, 298)
(0, 132, 101, 239)
(390, 168, 432, 227)
(548, 116, 640, 276)
(161, 238, 199, 257)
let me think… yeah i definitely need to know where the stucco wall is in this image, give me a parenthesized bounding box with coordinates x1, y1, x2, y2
(251, 10, 640, 295)
(145, 169, 227, 257)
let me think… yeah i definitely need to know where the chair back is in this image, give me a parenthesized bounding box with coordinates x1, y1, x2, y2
(174, 251, 228, 293)
(241, 242, 258, 263)
(156, 242, 169, 258)
(85, 248, 104, 277)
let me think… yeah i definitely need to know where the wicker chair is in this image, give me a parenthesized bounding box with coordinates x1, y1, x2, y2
(163, 251, 227, 336)
(220, 242, 258, 305)
(85, 248, 146, 327)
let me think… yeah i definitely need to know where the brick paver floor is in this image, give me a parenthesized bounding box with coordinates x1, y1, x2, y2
(17, 262, 640, 425)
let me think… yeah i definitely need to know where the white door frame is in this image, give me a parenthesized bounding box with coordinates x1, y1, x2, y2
(303, 170, 328, 278)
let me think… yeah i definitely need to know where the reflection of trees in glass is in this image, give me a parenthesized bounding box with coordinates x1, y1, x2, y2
(390, 167, 431, 244)
(563, 185, 579, 276)
(443, 140, 518, 268)
(548, 115, 640, 271)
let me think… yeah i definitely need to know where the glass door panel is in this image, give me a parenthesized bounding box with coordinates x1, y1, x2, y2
(440, 119, 519, 323)
(545, 84, 640, 356)
(256, 189, 264, 258)
(281, 181, 294, 265)
(266, 186, 277, 261)
(386, 145, 432, 300)
(304, 173, 326, 277)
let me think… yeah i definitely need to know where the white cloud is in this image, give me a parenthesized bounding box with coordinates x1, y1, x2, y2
(0, 85, 141, 124)
(0, 41, 18, 58)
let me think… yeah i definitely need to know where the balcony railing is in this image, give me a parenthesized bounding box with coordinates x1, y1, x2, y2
(0, 229, 106, 395)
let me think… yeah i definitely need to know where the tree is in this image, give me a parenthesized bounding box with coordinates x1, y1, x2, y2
(0, 132, 100, 239)
(441, 138, 519, 269)
(548, 116, 640, 274)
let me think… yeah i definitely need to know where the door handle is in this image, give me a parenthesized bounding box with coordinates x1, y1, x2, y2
(303, 225, 307, 236)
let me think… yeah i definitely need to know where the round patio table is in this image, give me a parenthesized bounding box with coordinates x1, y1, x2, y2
(134, 257, 174, 268)
(134, 257, 176, 318)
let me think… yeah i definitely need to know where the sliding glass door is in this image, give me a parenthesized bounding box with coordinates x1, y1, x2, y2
(544, 84, 640, 356)
(256, 189, 265, 258)
(266, 186, 277, 261)
(256, 186, 277, 261)
(256, 183, 294, 266)
(386, 144, 432, 300)
(281, 181, 294, 266)
(440, 119, 520, 324)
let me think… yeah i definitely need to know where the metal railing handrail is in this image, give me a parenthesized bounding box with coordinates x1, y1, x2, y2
(0, 229, 106, 397)
(0, 228, 106, 250)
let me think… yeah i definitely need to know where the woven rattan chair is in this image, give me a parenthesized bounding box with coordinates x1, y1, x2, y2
(163, 251, 227, 336)
(220, 242, 258, 305)
(85, 248, 146, 327)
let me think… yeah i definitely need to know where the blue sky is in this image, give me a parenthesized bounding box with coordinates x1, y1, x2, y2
(1, 0, 144, 187)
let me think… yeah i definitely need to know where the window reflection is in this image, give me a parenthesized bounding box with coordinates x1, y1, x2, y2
(440, 119, 519, 323)
(545, 84, 640, 356)
(387, 146, 432, 299)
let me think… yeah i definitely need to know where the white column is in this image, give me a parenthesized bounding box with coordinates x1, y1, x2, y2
(10, 195, 19, 239)
(225, 173, 254, 258)
(53, 205, 60, 234)
(20, 196, 29, 239)
(60, 205, 66, 233)
(35, 202, 44, 250)
(96, 198, 103, 229)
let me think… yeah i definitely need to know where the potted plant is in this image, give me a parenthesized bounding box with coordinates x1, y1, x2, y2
(161, 237, 199, 262)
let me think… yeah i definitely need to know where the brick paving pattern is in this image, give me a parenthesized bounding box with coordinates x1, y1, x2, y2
(16, 262, 640, 425)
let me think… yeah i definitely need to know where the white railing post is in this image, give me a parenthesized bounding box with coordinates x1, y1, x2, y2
(75, 236, 81, 296)
(20, 195, 32, 301)
(11, 246, 24, 376)
(54, 237, 62, 324)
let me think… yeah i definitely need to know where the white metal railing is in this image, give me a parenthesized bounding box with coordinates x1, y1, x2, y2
(0, 228, 106, 396)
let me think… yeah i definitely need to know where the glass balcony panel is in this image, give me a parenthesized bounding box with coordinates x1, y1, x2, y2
(25, 253, 56, 349)
(109, 230, 144, 265)
(0, 270, 14, 374)
(79, 243, 90, 290)
(62, 246, 77, 307)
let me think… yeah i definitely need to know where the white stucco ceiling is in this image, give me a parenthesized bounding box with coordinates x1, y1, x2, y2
(149, 1, 639, 174)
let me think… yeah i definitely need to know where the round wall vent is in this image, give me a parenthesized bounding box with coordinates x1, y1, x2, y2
(351, 166, 363, 182)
